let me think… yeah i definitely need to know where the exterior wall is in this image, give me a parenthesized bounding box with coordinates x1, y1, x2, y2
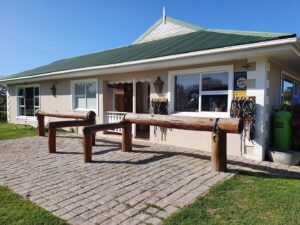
(7, 58, 272, 159)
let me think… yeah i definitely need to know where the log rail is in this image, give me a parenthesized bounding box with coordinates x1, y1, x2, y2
(82, 113, 243, 172)
(36, 110, 97, 153)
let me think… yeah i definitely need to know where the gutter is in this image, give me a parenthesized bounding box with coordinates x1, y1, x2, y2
(0, 37, 298, 84)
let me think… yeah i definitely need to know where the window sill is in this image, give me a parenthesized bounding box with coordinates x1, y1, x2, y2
(17, 116, 37, 121)
(73, 108, 97, 113)
(171, 112, 230, 118)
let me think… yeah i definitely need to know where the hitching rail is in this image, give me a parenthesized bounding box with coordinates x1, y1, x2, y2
(36, 110, 96, 153)
(82, 113, 243, 172)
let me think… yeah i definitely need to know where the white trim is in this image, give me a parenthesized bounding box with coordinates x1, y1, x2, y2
(16, 84, 40, 119)
(71, 78, 99, 115)
(168, 65, 234, 118)
(0, 38, 297, 84)
(6, 86, 10, 122)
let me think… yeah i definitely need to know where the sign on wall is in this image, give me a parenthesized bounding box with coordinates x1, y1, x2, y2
(234, 72, 247, 96)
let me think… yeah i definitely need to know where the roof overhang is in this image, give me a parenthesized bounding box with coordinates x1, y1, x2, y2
(1, 37, 300, 84)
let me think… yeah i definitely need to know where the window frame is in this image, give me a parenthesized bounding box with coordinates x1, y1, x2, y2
(168, 65, 234, 118)
(71, 78, 98, 114)
(16, 84, 40, 119)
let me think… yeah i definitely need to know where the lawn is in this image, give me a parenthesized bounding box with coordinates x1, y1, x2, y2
(0, 123, 37, 141)
(164, 171, 300, 225)
(0, 186, 69, 225)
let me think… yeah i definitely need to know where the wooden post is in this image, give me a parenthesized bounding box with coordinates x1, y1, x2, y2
(91, 119, 96, 146)
(211, 129, 227, 172)
(37, 114, 45, 136)
(48, 127, 56, 153)
(83, 132, 92, 163)
(122, 122, 132, 152)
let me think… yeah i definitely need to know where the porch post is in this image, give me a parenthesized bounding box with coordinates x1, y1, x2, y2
(132, 79, 136, 138)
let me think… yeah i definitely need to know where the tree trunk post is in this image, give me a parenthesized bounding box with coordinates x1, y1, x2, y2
(122, 122, 132, 152)
(91, 119, 96, 146)
(83, 132, 92, 163)
(48, 127, 56, 153)
(37, 115, 45, 136)
(211, 129, 227, 172)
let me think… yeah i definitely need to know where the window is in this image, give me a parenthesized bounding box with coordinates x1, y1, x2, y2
(72, 79, 97, 110)
(281, 76, 299, 107)
(171, 66, 233, 116)
(17, 86, 39, 117)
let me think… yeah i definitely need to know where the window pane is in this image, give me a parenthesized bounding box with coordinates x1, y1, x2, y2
(18, 97, 24, 106)
(34, 87, 39, 96)
(25, 87, 34, 116)
(75, 83, 85, 95)
(34, 97, 39, 107)
(75, 97, 86, 108)
(282, 78, 294, 107)
(202, 72, 228, 91)
(19, 107, 25, 116)
(175, 75, 199, 112)
(18, 88, 24, 96)
(86, 82, 96, 98)
(87, 98, 96, 109)
(201, 95, 228, 112)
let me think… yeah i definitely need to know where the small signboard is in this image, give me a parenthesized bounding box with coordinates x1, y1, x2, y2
(234, 72, 247, 96)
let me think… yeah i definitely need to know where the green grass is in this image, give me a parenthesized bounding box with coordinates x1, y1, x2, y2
(0, 186, 69, 225)
(0, 123, 37, 141)
(164, 171, 300, 225)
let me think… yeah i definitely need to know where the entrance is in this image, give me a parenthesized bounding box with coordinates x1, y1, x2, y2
(135, 81, 150, 139)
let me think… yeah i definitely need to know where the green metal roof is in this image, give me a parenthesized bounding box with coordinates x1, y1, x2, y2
(2, 23, 295, 80)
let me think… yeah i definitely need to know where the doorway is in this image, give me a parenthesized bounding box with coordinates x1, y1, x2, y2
(135, 81, 150, 139)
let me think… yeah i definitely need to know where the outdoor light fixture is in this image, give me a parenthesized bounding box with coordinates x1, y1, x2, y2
(154, 76, 164, 95)
(50, 83, 56, 97)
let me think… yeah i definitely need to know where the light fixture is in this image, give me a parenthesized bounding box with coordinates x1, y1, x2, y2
(50, 83, 56, 97)
(154, 76, 164, 95)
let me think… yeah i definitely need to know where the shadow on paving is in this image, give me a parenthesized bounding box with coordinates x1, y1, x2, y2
(53, 136, 300, 178)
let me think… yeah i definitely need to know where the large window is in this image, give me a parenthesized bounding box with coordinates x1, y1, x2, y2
(72, 79, 97, 111)
(172, 67, 232, 115)
(17, 86, 39, 117)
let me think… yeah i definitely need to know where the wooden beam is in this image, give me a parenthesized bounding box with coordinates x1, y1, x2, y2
(122, 122, 132, 152)
(48, 120, 95, 129)
(36, 110, 96, 121)
(124, 113, 243, 134)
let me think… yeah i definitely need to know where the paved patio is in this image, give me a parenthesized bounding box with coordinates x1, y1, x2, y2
(0, 135, 300, 225)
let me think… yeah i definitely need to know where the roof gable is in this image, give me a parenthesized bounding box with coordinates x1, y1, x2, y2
(133, 16, 203, 44)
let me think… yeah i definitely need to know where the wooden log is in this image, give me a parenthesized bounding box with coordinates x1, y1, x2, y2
(48, 120, 95, 129)
(91, 119, 96, 146)
(83, 132, 92, 163)
(48, 127, 56, 153)
(122, 122, 132, 152)
(211, 130, 227, 172)
(83, 122, 125, 134)
(124, 113, 243, 134)
(36, 110, 96, 121)
(37, 114, 45, 136)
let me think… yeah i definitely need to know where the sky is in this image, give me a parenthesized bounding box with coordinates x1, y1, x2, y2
(1, 0, 300, 77)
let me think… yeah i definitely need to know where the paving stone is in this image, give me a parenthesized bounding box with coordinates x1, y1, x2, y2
(144, 216, 163, 225)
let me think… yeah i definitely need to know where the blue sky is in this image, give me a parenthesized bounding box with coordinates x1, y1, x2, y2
(1, 0, 299, 77)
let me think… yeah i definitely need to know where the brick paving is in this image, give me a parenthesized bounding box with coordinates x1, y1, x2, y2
(0, 134, 299, 225)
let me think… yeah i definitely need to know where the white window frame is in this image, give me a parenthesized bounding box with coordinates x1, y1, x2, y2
(280, 70, 300, 106)
(168, 65, 234, 118)
(71, 78, 98, 114)
(16, 84, 40, 120)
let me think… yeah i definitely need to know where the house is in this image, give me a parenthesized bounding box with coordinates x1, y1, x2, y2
(1, 15, 300, 161)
